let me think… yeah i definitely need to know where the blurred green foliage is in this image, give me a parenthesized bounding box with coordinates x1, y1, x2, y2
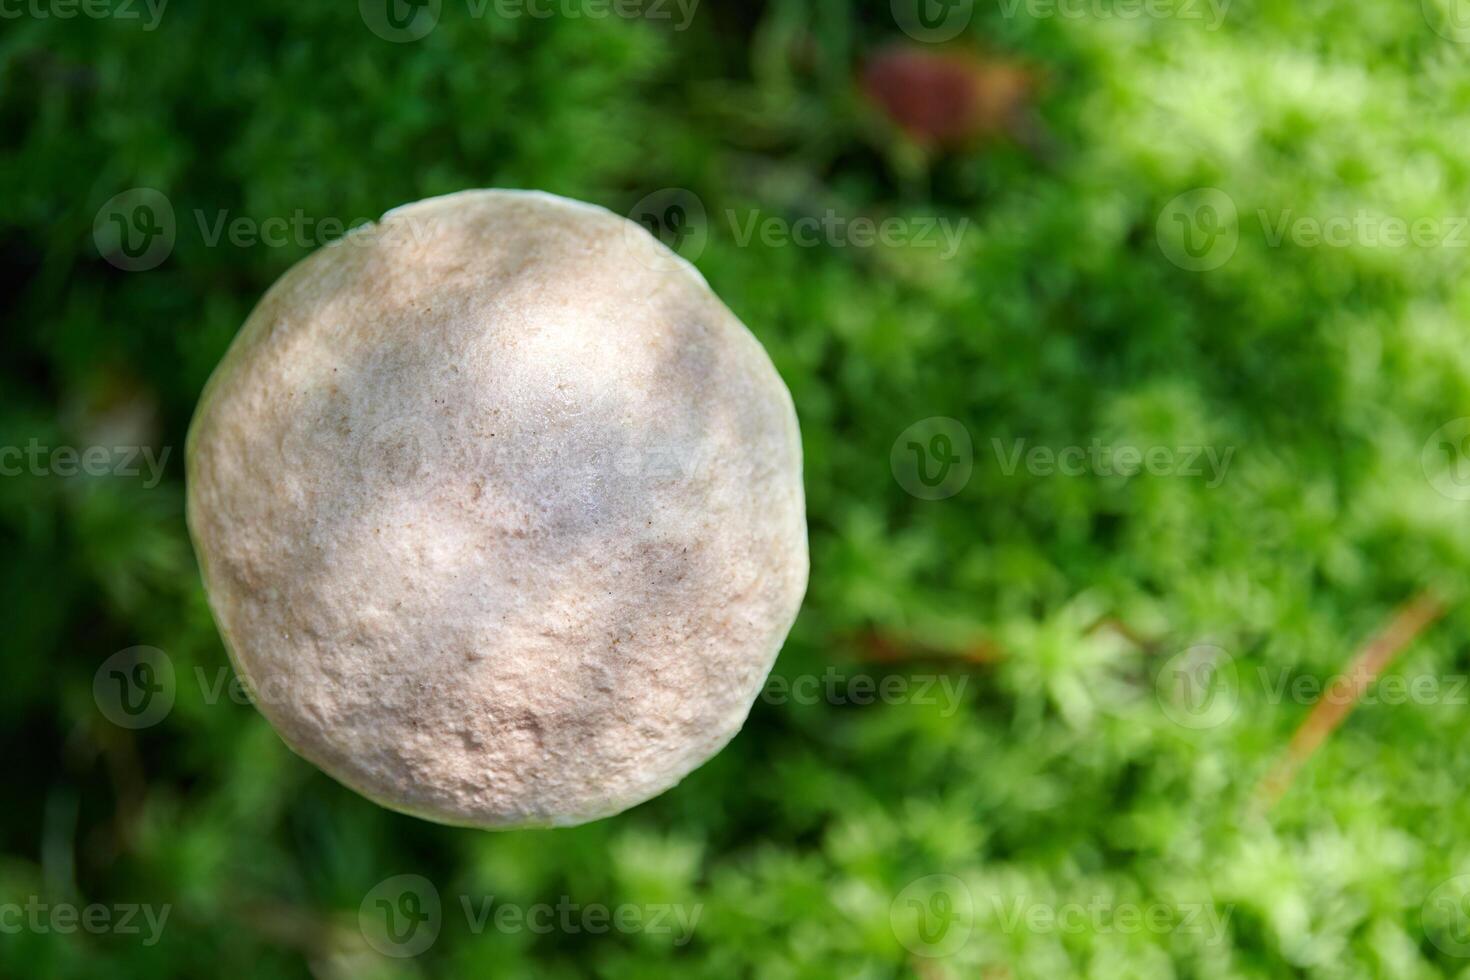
(5, 0, 1470, 976)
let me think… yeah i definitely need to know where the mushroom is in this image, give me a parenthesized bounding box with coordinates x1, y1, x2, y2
(186, 190, 808, 828)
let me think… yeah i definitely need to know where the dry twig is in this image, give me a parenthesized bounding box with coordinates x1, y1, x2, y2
(1252, 591, 1446, 812)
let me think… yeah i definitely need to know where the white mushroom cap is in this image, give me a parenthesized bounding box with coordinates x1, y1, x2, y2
(186, 190, 807, 828)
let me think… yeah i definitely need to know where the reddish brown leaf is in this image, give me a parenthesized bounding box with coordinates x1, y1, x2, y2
(862, 46, 1034, 147)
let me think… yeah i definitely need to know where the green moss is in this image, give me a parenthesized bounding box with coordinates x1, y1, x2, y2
(4, 0, 1470, 976)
